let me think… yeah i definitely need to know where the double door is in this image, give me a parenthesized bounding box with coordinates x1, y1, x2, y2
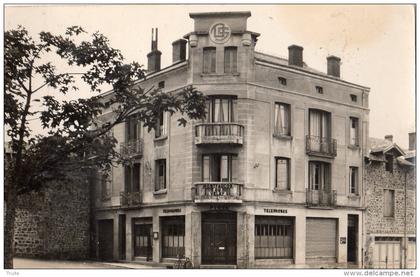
(202, 212, 237, 265)
(133, 223, 153, 261)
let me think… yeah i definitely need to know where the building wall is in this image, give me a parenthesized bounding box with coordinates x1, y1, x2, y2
(14, 176, 90, 259)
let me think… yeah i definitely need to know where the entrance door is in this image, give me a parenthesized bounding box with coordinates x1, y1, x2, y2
(133, 224, 153, 261)
(98, 219, 114, 261)
(347, 215, 358, 263)
(202, 211, 237, 265)
(119, 215, 126, 260)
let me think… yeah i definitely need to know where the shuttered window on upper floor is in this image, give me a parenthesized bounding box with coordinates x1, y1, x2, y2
(203, 47, 216, 74)
(224, 47, 238, 73)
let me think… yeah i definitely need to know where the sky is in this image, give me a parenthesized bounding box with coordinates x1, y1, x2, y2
(4, 4, 416, 149)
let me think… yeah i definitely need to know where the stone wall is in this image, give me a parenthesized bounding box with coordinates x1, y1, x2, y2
(14, 175, 91, 260)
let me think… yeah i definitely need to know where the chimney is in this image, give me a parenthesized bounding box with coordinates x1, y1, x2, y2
(327, 55, 341, 78)
(409, 132, 416, 150)
(147, 28, 161, 73)
(172, 39, 187, 63)
(385, 135, 393, 142)
(288, 45, 304, 67)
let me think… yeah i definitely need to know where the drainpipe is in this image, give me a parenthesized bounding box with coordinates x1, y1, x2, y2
(404, 169, 408, 269)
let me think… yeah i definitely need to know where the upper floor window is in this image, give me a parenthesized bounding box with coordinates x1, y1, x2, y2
(350, 94, 357, 102)
(155, 159, 166, 191)
(316, 86, 324, 94)
(349, 117, 359, 146)
(155, 111, 168, 138)
(224, 47, 237, 73)
(101, 171, 112, 200)
(203, 47, 216, 74)
(206, 96, 237, 123)
(274, 103, 291, 137)
(309, 109, 331, 139)
(309, 161, 331, 191)
(126, 115, 142, 142)
(385, 154, 394, 173)
(202, 154, 238, 182)
(349, 167, 358, 194)
(275, 157, 290, 190)
(278, 77, 287, 86)
(124, 163, 140, 193)
(383, 189, 395, 217)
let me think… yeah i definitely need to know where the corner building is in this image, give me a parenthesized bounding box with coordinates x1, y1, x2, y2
(94, 11, 370, 268)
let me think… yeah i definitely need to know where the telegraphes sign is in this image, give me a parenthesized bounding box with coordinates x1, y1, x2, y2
(209, 22, 231, 44)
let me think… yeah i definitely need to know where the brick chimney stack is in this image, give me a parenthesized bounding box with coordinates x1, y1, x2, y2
(327, 56, 341, 78)
(147, 28, 162, 73)
(288, 45, 304, 67)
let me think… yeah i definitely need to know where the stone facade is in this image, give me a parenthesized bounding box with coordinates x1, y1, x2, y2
(14, 175, 91, 259)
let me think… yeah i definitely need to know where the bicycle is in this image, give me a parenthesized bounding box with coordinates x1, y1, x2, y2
(173, 253, 193, 269)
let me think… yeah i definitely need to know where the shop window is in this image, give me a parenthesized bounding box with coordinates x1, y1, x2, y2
(274, 103, 291, 137)
(383, 189, 395, 217)
(349, 167, 358, 194)
(224, 47, 238, 73)
(155, 159, 166, 191)
(275, 157, 290, 190)
(161, 216, 185, 258)
(255, 216, 294, 259)
(203, 47, 216, 73)
(124, 163, 140, 193)
(349, 117, 359, 146)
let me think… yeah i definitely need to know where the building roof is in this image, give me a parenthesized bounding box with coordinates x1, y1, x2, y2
(368, 137, 406, 156)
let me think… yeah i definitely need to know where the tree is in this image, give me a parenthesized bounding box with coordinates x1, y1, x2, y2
(4, 26, 207, 268)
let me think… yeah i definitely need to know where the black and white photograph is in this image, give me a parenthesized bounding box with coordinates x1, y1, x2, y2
(3, 3, 417, 275)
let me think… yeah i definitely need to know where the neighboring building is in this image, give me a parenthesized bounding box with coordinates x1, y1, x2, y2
(364, 134, 416, 269)
(93, 11, 370, 268)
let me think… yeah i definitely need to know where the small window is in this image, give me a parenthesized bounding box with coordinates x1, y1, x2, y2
(275, 157, 290, 190)
(350, 94, 357, 102)
(383, 189, 395, 217)
(203, 47, 216, 74)
(224, 47, 237, 73)
(349, 167, 358, 194)
(155, 159, 166, 191)
(316, 86, 324, 94)
(274, 103, 291, 137)
(349, 117, 359, 146)
(155, 111, 167, 138)
(278, 77, 287, 86)
(385, 155, 394, 173)
(158, 81, 165, 89)
(101, 171, 112, 200)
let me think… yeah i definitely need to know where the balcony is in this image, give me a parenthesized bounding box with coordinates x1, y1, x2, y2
(120, 191, 142, 207)
(306, 189, 337, 208)
(194, 123, 244, 146)
(192, 182, 243, 204)
(120, 139, 143, 157)
(306, 135, 337, 158)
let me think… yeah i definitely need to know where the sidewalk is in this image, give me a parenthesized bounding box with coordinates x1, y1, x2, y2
(13, 258, 162, 269)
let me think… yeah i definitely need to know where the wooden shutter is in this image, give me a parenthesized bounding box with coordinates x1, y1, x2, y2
(306, 218, 337, 260)
(133, 163, 140, 192)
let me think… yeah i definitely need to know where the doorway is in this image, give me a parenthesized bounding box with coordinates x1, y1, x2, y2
(98, 219, 114, 261)
(119, 215, 126, 260)
(347, 215, 358, 263)
(201, 211, 237, 265)
(133, 223, 153, 261)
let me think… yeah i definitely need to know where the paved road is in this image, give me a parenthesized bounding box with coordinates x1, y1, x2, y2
(13, 258, 157, 269)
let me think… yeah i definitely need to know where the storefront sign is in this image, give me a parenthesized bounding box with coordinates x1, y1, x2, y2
(263, 208, 288, 214)
(163, 208, 181, 213)
(209, 22, 231, 44)
(209, 204, 230, 210)
(340, 237, 347, 244)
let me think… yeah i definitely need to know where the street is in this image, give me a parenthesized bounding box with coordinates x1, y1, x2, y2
(13, 258, 158, 269)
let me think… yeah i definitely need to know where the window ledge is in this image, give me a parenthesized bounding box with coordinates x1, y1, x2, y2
(200, 72, 240, 77)
(153, 189, 167, 195)
(154, 135, 168, 142)
(348, 145, 360, 150)
(348, 194, 361, 199)
(272, 189, 292, 194)
(273, 134, 293, 140)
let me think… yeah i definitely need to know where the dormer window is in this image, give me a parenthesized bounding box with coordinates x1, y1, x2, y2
(203, 47, 216, 74)
(224, 47, 238, 73)
(385, 154, 394, 173)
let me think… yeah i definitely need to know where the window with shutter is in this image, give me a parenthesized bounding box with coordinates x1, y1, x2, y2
(350, 117, 359, 146)
(349, 167, 358, 194)
(155, 159, 166, 191)
(224, 47, 237, 73)
(275, 157, 290, 190)
(203, 47, 216, 73)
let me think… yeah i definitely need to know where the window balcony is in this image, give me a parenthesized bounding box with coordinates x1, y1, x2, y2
(192, 182, 243, 204)
(120, 139, 143, 157)
(306, 135, 337, 158)
(306, 189, 337, 208)
(194, 123, 244, 146)
(120, 191, 142, 207)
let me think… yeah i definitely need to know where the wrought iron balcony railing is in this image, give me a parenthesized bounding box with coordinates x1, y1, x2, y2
(194, 123, 244, 145)
(192, 182, 243, 203)
(120, 139, 143, 157)
(306, 135, 337, 158)
(120, 191, 142, 207)
(306, 189, 337, 208)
